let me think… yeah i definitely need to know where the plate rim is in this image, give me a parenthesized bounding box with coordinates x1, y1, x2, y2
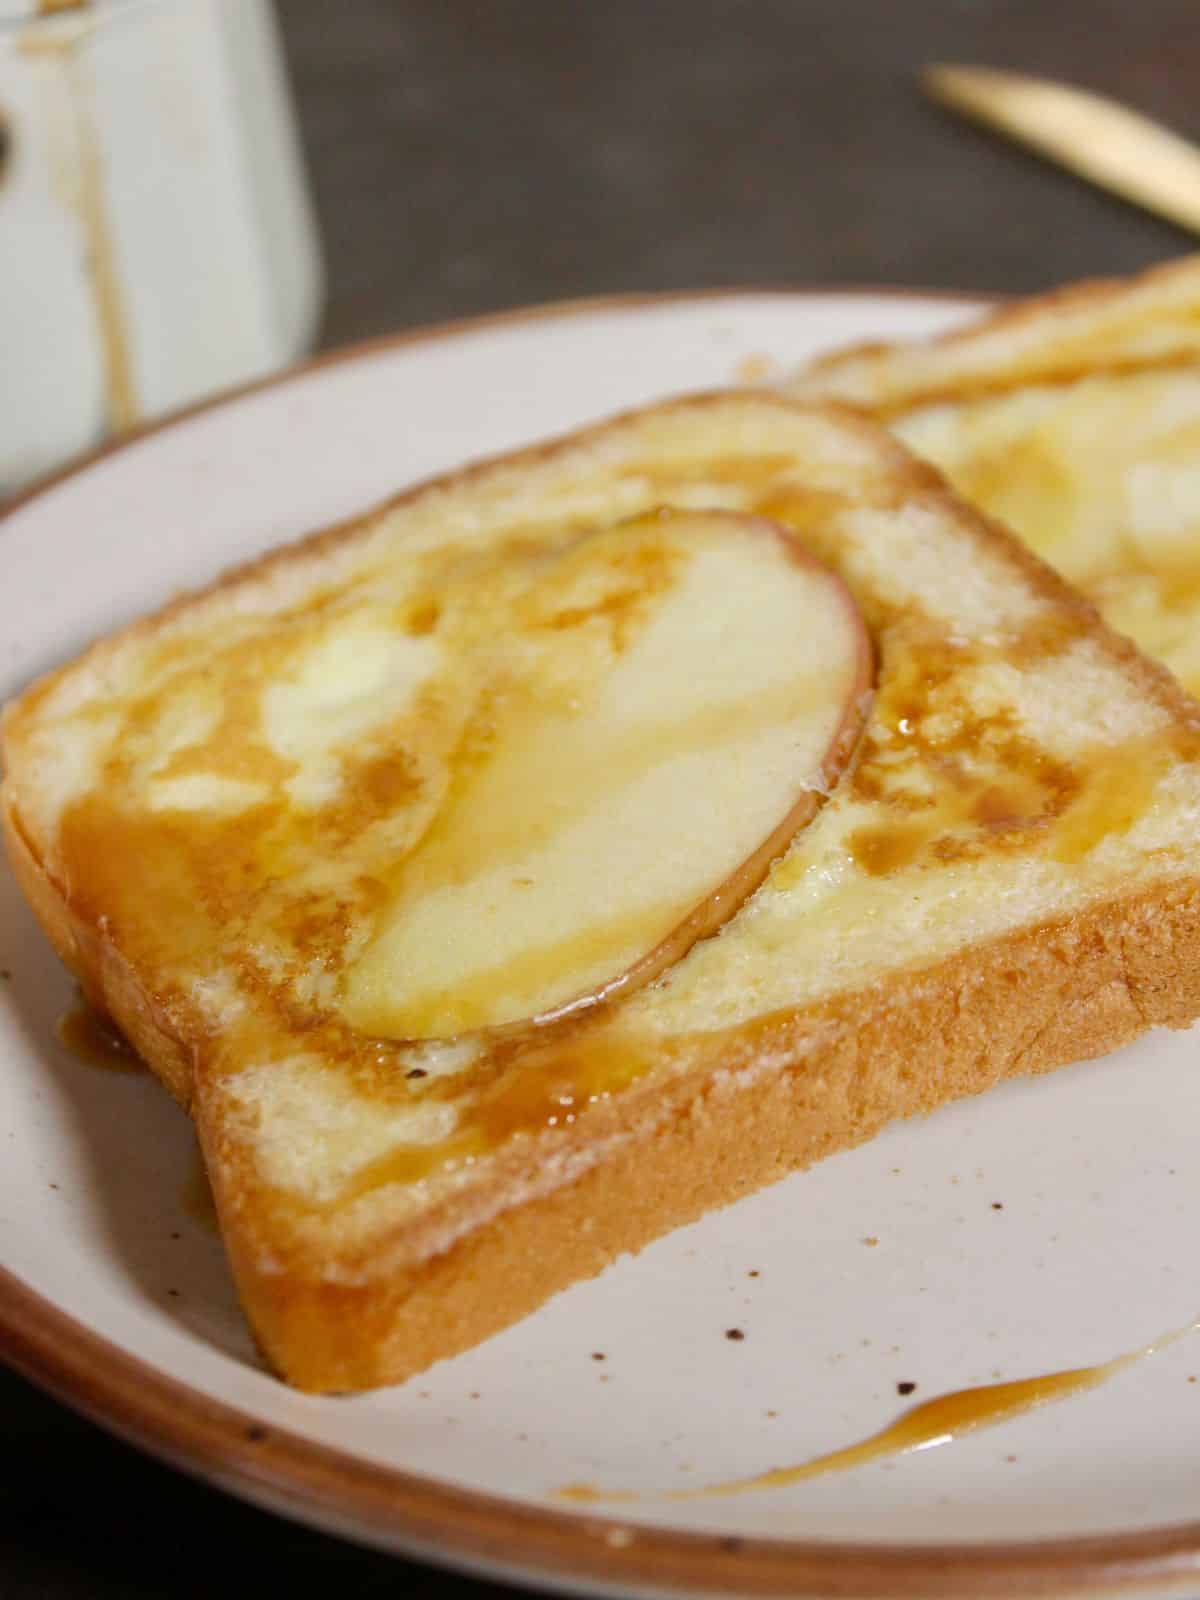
(6, 283, 1199, 1600)
(1, 281, 987, 523)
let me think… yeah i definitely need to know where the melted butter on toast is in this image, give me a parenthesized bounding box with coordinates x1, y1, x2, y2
(895, 368, 1200, 695)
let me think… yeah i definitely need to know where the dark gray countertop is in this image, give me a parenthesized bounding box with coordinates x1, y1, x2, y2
(286, 0, 1193, 348)
(1, 0, 1195, 1594)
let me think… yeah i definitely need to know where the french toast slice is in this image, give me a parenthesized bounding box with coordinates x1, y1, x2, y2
(7, 390, 1200, 1393)
(791, 254, 1200, 696)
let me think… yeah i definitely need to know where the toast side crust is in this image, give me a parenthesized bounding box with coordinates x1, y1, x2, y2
(224, 876, 1200, 1390)
(798, 254, 1200, 412)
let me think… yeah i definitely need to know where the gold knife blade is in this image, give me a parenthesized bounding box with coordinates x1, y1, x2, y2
(922, 64, 1200, 237)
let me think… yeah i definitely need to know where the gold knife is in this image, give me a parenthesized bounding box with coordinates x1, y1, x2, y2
(922, 64, 1200, 237)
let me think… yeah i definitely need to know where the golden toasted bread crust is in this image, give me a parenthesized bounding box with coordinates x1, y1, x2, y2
(229, 877, 1200, 1391)
(801, 254, 1200, 412)
(6, 389, 1200, 1391)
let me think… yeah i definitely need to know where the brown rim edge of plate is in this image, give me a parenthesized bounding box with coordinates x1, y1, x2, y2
(5, 1261, 1200, 1600)
(4, 284, 1199, 1600)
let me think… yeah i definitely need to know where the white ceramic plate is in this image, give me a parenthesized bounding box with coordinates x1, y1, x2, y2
(3, 290, 1200, 1600)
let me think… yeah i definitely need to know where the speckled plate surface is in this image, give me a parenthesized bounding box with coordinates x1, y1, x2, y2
(3, 290, 1200, 1600)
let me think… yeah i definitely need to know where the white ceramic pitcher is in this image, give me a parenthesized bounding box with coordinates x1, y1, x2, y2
(0, 0, 322, 489)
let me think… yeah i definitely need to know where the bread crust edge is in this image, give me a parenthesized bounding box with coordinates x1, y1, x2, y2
(278, 873, 1200, 1390)
(799, 254, 1200, 410)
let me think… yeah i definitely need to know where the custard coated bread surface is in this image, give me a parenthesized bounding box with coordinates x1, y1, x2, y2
(792, 254, 1200, 696)
(6, 391, 1200, 1392)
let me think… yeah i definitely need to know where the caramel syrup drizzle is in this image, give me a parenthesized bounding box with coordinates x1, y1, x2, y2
(56, 1003, 143, 1072)
(557, 1318, 1199, 1504)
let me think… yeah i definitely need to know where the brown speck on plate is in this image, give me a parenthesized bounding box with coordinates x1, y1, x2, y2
(862, 1235, 879, 1247)
(591, 1351, 606, 1361)
(992, 1201, 1004, 1210)
(725, 1328, 745, 1341)
(897, 1381, 917, 1396)
(748, 1269, 760, 1278)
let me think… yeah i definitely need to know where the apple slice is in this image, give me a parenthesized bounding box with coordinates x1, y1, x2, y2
(341, 510, 871, 1040)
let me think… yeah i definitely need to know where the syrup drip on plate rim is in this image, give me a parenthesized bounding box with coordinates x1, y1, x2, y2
(557, 1315, 1200, 1504)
